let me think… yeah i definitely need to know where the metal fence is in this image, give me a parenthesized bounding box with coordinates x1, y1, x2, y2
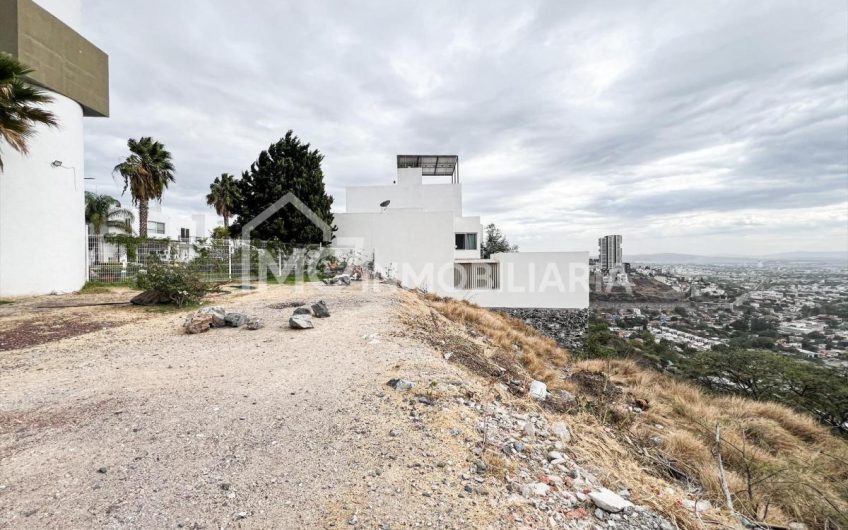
(86, 235, 374, 284)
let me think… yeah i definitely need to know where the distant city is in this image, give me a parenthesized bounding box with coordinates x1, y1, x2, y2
(589, 234, 848, 370)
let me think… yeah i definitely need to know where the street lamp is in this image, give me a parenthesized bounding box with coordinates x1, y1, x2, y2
(51, 160, 78, 190)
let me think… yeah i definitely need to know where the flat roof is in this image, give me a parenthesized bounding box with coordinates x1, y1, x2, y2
(397, 155, 458, 177)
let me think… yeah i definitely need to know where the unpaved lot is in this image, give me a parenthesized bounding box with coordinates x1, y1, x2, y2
(0, 283, 495, 529)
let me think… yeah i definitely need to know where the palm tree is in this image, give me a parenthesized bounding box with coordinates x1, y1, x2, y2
(85, 192, 135, 264)
(85, 192, 134, 235)
(113, 137, 174, 237)
(206, 173, 240, 229)
(0, 53, 58, 171)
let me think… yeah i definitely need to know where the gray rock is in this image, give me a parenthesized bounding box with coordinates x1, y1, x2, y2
(311, 300, 330, 318)
(495, 308, 588, 351)
(198, 306, 227, 327)
(293, 306, 312, 315)
(224, 312, 248, 327)
(245, 318, 263, 330)
(289, 314, 314, 329)
(386, 378, 415, 391)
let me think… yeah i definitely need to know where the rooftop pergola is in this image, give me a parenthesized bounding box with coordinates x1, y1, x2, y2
(396, 155, 459, 183)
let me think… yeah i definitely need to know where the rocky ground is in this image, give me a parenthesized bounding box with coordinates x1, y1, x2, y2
(496, 308, 588, 352)
(0, 282, 676, 529)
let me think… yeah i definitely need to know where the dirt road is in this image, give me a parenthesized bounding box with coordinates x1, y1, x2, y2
(0, 283, 493, 529)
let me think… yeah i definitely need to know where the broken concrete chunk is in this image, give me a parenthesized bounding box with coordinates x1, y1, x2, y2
(311, 300, 330, 318)
(289, 314, 314, 329)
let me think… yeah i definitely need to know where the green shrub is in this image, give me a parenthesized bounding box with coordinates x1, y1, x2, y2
(136, 262, 208, 306)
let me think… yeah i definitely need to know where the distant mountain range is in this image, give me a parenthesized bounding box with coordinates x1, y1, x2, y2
(626, 251, 848, 264)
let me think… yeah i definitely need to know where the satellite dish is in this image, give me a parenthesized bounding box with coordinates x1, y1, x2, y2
(379, 200, 391, 209)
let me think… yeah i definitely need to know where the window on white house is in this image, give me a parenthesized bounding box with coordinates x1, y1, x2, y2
(147, 221, 165, 235)
(455, 233, 477, 250)
(180, 228, 190, 241)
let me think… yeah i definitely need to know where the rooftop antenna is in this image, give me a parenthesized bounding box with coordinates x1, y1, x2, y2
(379, 200, 390, 211)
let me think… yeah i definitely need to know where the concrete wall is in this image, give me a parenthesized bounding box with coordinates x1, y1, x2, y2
(0, 91, 86, 296)
(334, 210, 455, 291)
(451, 252, 590, 309)
(346, 168, 463, 214)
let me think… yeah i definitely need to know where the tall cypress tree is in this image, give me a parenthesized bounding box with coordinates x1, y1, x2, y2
(231, 131, 335, 244)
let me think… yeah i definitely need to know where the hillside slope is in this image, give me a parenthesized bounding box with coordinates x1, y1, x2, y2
(412, 291, 848, 529)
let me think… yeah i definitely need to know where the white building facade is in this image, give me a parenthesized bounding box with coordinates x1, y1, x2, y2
(0, 0, 108, 296)
(334, 156, 589, 309)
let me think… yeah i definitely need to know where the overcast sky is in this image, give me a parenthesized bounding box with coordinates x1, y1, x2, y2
(81, 0, 848, 256)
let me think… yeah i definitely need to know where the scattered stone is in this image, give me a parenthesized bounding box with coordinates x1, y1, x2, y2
(236, 511, 248, 519)
(311, 300, 330, 318)
(386, 379, 415, 391)
(496, 308, 588, 351)
(551, 421, 572, 443)
(224, 312, 248, 327)
(547, 451, 564, 461)
(589, 488, 633, 513)
(184, 312, 214, 334)
(529, 380, 547, 400)
(96, 467, 107, 474)
(130, 289, 169, 305)
(198, 306, 227, 327)
(289, 314, 314, 329)
(245, 317, 263, 330)
(293, 307, 312, 315)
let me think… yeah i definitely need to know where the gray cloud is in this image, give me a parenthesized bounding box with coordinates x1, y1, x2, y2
(81, 0, 848, 255)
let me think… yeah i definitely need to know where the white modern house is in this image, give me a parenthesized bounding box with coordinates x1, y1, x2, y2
(334, 156, 589, 309)
(0, 0, 108, 296)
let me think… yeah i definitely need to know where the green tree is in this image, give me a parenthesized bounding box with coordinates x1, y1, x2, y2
(85, 192, 134, 235)
(206, 173, 240, 228)
(230, 131, 335, 244)
(481, 223, 518, 259)
(85, 192, 135, 265)
(113, 137, 175, 237)
(0, 53, 58, 171)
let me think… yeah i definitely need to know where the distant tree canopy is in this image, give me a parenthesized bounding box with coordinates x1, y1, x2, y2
(481, 223, 518, 259)
(230, 131, 335, 244)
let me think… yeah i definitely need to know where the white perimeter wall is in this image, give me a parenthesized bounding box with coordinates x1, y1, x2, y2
(0, 91, 86, 296)
(335, 210, 455, 291)
(451, 252, 590, 309)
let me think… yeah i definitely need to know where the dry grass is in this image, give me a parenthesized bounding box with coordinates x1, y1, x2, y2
(405, 291, 848, 530)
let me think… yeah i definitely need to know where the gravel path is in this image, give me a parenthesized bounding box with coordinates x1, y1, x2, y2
(0, 283, 493, 529)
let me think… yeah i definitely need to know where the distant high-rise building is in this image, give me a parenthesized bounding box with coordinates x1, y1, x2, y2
(598, 235, 623, 272)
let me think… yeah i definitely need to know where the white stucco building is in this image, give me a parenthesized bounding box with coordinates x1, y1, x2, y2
(0, 0, 108, 296)
(335, 156, 589, 309)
